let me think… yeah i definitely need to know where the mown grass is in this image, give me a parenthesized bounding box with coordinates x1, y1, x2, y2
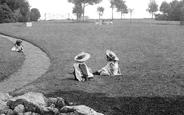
(1, 19, 184, 114)
(0, 37, 25, 82)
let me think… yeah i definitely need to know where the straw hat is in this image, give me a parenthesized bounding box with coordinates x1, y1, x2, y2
(16, 39, 22, 44)
(74, 52, 91, 62)
(106, 50, 119, 61)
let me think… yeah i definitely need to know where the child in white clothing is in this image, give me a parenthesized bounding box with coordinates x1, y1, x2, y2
(11, 39, 23, 53)
(73, 52, 94, 81)
(94, 50, 122, 76)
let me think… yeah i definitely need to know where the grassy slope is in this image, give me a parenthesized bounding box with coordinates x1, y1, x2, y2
(0, 20, 184, 114)
(0, 37, 25, 82)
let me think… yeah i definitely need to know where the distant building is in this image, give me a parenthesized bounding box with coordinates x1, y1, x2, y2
(80, 16, 90, 21)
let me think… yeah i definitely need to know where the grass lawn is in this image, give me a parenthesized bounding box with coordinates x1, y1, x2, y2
(0, 37, 25, 82)
(0, 19, 184, 114)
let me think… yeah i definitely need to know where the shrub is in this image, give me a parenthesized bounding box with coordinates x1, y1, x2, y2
(30, 8, 41, 21)
(155, 14, 168, 20)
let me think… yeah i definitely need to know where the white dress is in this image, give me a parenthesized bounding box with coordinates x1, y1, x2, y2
(99, 61, 122, 76)
(11, 44, 23, 52)
(73, 62, 93, 81)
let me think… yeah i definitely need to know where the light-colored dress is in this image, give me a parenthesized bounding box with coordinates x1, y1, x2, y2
(99, 61, 122, 76)
(73, 62, 93, 81)
(11, 44, 23, 52)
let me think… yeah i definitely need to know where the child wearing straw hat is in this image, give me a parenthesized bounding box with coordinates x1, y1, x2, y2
(73, 52, 94, 81)
(94, 50, 122, 76)
(11, 39, 23, 53)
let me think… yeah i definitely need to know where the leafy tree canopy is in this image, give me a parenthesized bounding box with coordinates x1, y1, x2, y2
(30, 8, 41, 21)
(73, 3, 83, 19)
(68, 0, 102, 6)
(0, 3, 14, 23)
(115, 0, 128, 13)
(97, 6, 104, 14)
(147, 0, 158, 13)
(146, 0, 158, 18)
(68, 0, 102, 21)
(97, 6, 104, 19)
(160, 1, 171, 14)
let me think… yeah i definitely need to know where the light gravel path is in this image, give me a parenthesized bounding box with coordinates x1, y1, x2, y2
(0, 34, 50, 93)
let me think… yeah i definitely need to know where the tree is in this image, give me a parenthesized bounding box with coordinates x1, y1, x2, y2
(97, 6, 104, 19)
(73, 3, 83, 20)
(0, 0, 30, 23)
(68, 0, 102, 21)
(30, 8, 40, 21)
(109, 0, 115, 20)
(180, 0, 184, 25)
(168, 0, 183, 21)
(160, 1, 171, 15)
(109, 0, 127, 20)
(0, 3, 15, 23)
(0, 5, 4, 23)
(19, 0, 30, 22)
(146, 0, 158, 18)
(128, 8, 134, 23)
(116, 0, 128, 19)
(7, 0, 23, 11)
(181, 6, 184, 25)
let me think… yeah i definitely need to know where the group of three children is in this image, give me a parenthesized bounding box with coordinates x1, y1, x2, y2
(73, 50, 122, 81)
(11, 40, 121, 82)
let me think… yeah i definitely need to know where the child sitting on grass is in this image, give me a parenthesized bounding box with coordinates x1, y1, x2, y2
(94, 50, 122, 76)
(11, 39, 23, 53)
(73, 52, 94, 81)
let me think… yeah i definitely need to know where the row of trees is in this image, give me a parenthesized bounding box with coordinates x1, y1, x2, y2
(0, 0, 41, 23)
(147, 0, 184, 22)
(68, 0, 102, 20)
(68, 0, 128, 20)
(69, 0, 184, 23)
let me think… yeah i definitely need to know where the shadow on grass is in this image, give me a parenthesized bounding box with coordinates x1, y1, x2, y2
(45, 90, 184, 115)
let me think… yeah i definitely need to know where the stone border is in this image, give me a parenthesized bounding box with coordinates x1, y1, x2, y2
(0, 34, 50, 93)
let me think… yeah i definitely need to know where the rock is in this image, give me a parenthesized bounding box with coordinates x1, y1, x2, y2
(14, 104, 24, 114)
(7, 99, 41, 114)
(60, 106, 75, 113)
(5, 109, 15, 115)
(61, 105, 104, 115)
(12, 92, 48, 107)
(31, 112, 39, 115)
(0, 92, 12, 112)
(47, 98, 57, 106)
(23, 112, 39, 115)
(48, 107, 59, 114)
(18, 113, 24, 115)
(0, 104, 9, 113)
(0, 93, 12, 102)
(7, 99, 25, 110)
(59, 112, 83, 115)
(23, 112, 32, 115)
(47, 97, 66, 108)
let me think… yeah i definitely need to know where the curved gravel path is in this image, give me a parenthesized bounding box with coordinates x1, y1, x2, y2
(0, 34, 50, 93)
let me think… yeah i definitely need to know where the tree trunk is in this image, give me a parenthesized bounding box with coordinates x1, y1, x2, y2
(83, 3, 85, 22)
(77, 13, 78, 20)
(130, 13, 132, 23)
(99, 13, 100, 19)
(180, 6, 184, 25)
(112, 7, 113, 20)
(44, 13, 46, 20)
(121, 12, 122, 19)
(181, 21, 184, 25)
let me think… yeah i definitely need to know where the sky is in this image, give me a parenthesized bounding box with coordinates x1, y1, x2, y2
(28, 0, 173, 20)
